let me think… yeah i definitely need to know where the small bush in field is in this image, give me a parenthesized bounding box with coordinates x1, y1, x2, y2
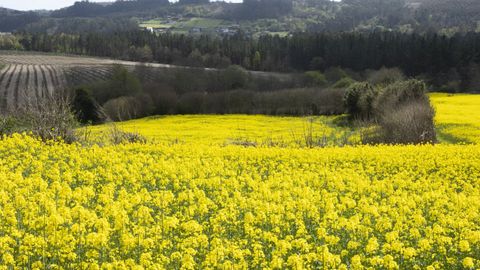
(72, 88, 103, 124)
(374, 79, 429, 115)
(343, 82, 377, 120)
(107, 125, 147, 145)
(379, 101, 436, 144)
(375, 80, 436, 144)
(7, 95, 78, 143)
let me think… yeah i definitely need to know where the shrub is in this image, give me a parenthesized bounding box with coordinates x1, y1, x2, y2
(304, 71, 327, 87)
(223, 65, 249, 90)
(153, 90, 178, 115)
(0, 116, 16, 136)
(374, 79, 429, 115)
(312, 88, 346, 115)
(439, 81, 461, 93)
(91, 65, 142, 104)
(72, 88, 103, 124)
(203, 92, 227, 114)
(11, 95, 78, 143)
(142, 81, 178, 115)
(325, 67, 348, 83)
(367, 79, 436, 144)
(343, 82, 377, 120)
(378, 101, 436, 144)
(224, 90, 256, 114)
(177, 92, 205, 114)
(333, 77, 356, 89)
(172, 69, 207, 94)
(103, 95, 153, 121)
(367, 67, 405, 86)
(107, 125, 147, 145)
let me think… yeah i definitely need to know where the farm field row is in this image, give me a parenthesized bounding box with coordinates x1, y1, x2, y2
(0, 52, 178, 109)
(0, 51, 291, 107)
(0, 64, 66, 110)
(0, 63, 117, 110)
(0, 134, 478, 269)
(0, 51, 179, 68)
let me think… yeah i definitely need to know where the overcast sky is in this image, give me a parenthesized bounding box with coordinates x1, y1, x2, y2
(0, 0, 242, 11)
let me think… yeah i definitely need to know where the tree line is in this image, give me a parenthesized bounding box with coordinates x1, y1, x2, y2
(10, 30, 480, 92)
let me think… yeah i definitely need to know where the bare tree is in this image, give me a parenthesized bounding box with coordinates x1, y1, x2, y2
(3, 90, 78, 142)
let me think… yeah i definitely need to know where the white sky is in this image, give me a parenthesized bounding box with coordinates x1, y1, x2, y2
(0, 0, 242, 11)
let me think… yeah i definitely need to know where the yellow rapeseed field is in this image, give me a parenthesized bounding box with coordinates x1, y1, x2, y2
(0, 94, 479, 269)
(0, 134, 479, 269)
(84, 93, 480, 146)
(430, 93, 480, 144)
(87, 115, 360, 147)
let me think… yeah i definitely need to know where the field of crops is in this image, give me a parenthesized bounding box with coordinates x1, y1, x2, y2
(0, 51, 207, 110)
(85, 93, 480, 146)
(0, 64, 67, 110)
(0, 51, 288, 111)
(0, 134, 479, 269)
(1, 51, 479, 268)
(0, 52, 117, 109)
(431, 93, 480, 144)
(88, 115, 359, 147)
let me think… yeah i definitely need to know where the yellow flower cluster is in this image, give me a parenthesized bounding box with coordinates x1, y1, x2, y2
(0, 134, 479, 269)
(430, 93, 480, 144)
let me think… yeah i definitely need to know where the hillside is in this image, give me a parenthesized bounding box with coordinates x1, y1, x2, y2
(2, 0, 480, 35)
(0, 8, 42, 32)
(0, 51, 293, 113)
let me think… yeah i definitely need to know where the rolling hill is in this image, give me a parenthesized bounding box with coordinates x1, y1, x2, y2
(2, 0, 480, 35)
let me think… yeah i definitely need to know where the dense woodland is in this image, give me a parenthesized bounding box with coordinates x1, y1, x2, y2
(2, 0, 480, 33)
(5, 30, 480, 92)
